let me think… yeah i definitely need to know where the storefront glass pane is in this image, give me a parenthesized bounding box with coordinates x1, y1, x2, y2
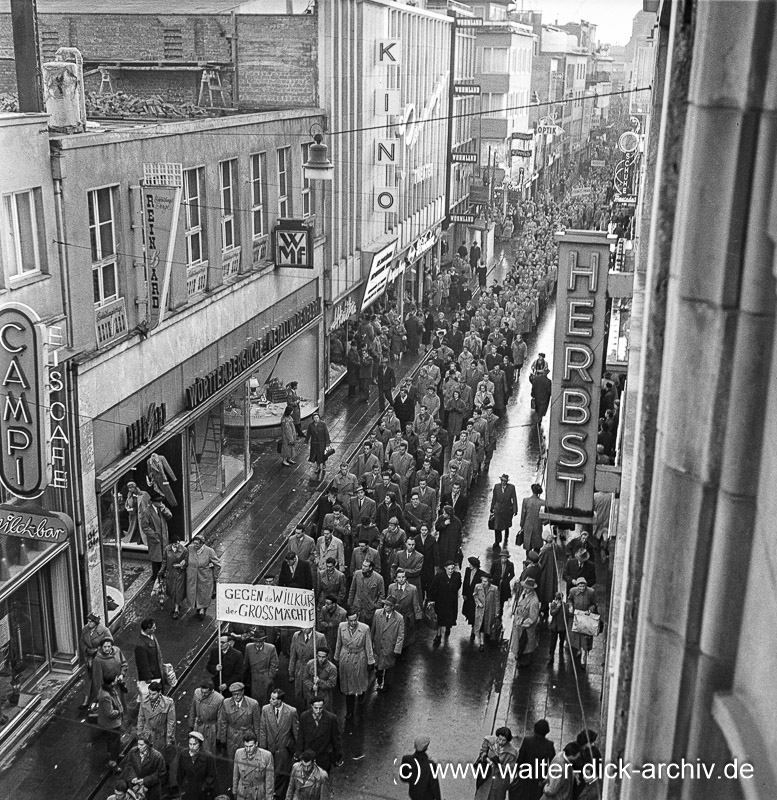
(99, 486, 125, 625)
(189, 392, 248, 531)
(0, 530, 57, 596)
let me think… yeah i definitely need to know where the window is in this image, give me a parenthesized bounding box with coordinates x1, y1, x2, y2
(2, 188, 46, 279)
(219, 159, 237, 251)
(183, 167, 206, 266)
(277, 147, 291, 218)
(482, 93, 506, 117)
(250, 152, 266, 239)
(301, 143, 312, 218)
(88, 187, 118, 306)
(481, 47, 509, 74)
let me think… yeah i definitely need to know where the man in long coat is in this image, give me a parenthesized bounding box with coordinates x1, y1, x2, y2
(243, 632, 279, 704)
(186, 533, 221, 619)
(513, 577, 541, 668)
(317, 596, 347, 654)
(218, 682, 262, 760)
(519, 483, 545, 553)
(296, 699, 342, 772)
(413, 525, 440, 600)
(259, 688, 299, 800)
(301, 647, 338, 710)
(394, 538, 424, 595)
(490, 474, 518, 550)
(335, 612, 375, 719)
(347, 560, 385, 624)
(371, 596, 405, 691)
(489, 550, 516, 617)
(232, 733, 274, 800)
(387, 570, 423, 650)
(189, 682, 224, 753)
(434, 506, 463, 566)
(427, 562, 461, 645)
(79, 612, 112, 708)
(137, 680, 176, 758)
(288, 628, 327, 703)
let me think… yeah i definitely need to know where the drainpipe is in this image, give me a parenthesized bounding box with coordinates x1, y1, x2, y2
(54, 174, 75, 349)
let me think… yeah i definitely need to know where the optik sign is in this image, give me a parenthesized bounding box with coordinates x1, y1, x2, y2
(0, 304, 48, 498)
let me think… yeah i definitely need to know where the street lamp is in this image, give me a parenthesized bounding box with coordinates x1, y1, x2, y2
(303, 131, 334, 181)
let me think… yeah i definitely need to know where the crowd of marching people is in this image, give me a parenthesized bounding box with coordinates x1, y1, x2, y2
(80, 183, 619, 800)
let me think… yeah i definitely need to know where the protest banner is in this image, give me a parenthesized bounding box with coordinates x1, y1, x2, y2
(215, 582, 315, 627)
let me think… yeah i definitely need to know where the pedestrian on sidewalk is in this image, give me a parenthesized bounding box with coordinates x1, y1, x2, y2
(474, 726, 519, 800)
(159, 537, 188, 619)
(189, 681, 224, 752)
(518, 484, 544, 552)
(127, 734, 167, 800)
(176, 731, 216, 800)
(399, 736, 442, 800)
(232, 732, 274, 800)
(490, 549, 516, 617)
(287, 749, 330, 800)
(567, 579, 597, 669)
(281, 406, 298, 467)
(547, 593, 571, 667)
(371, 596, 405, 691)
(562, 549, 596, 596)
(530, 369, 552, 419)
(92, 637, 128, 696)
(296, 699, 342, 771)
(79, 611, 112, 710)
(334, 611, 375, 719)
(427, 560, 461, 646)
(305, 412, 331, 481)
(286, 381, 304, 438)
(490, 474, 518, 551)
(134, 618, 165, 700)
(512, 719, 556, 800)
(186, 533, 221, 620)
(472, 574, 500, 651)
(359, 348, 374, 401)
(541, 742, 582, 800)
(259, 689, 299, 800)
(512, 578, 541, 668)
(97, 674, 125, 774)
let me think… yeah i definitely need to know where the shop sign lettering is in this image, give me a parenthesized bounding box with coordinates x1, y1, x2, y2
(0, 503, 73, 543)
(46, 325, 70, 489)
(185, 298, 321, 410)
(545, 235, 609, 520)
(329, 297, 358, 333)
(124, 402, 168, 454)
(0, 305, 47, 499)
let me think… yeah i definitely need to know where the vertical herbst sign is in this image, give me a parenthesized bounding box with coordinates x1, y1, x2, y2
(544, 231, 613, 522)
(0, 304, 48, 498)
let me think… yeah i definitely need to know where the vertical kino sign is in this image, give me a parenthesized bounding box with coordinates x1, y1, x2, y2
(544, 231, 612, 522)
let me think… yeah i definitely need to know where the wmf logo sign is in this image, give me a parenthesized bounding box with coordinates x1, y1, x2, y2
(274, 222, 313, 268)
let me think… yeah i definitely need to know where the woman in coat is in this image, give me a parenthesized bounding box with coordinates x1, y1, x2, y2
(536, 529, 563, 617)
(334, 615, 375, 716)
(568, 578, 597, 668)
(390, 321, 407, 361)
(159, 538, 188, 619)
(405, 311, 423, 355)
(474, 727, 520, 800)
(346, 343, 361, 397)
(427, 561, 461, 645)
(79, 613, 113, 709)
(281, 406, 297, 467)
(186, 534, 221, 619)
(462, 557, 483, 627)
(489, 550, 515, 614)
(435, 506, 463, 566)
(286, 381, 303, 437)
(423, 309, 436, 350)
(97, 674, 124, 771)
(445, 390, 467, 442)
(473, 574, 500, 651)
(474, 382, 495, 411)
(305, 412, 331, 480)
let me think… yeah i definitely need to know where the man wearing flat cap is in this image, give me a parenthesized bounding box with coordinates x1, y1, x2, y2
(490, 474, 518, 551)
(218, 681, 261, 761)
(399, 736, 442, 800)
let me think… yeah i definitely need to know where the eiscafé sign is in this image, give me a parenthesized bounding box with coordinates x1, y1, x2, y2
(0, 503, 74, 543)
(544, 231, 612, 522)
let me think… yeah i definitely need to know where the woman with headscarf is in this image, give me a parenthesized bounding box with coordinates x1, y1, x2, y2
(474, 726, 520, 800)
(159, 537, 188, 619)
(567, 577, 597, 669)
(305, 411, 332, 481)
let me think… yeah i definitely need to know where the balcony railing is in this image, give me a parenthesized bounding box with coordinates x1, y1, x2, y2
(187, 262, 209, 298)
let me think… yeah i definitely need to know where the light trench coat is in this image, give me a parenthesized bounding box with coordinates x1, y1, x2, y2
(334, 621, 374, 695)
(186, 544, 221, 609)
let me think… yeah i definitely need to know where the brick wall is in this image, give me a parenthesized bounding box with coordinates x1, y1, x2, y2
(236, 14, 317, 110)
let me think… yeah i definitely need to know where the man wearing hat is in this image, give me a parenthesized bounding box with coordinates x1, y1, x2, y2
(189, 680, 224, 753)
(137, 680, 176, 765)
(462, 556, 485, 627)
(512, 577, 541, 667)
(176, 731, 216, 800)
(260, 688, 299, 799)
(79, 612, 113, 710)
(218, 681, 261, 761)
(490, 549, 516, 618)
(244, 631, 279, 705)
(490, 474, 518, 551)
(301, 646, 338, 710)
(427, 561, 462, 646)
(562, 545, 597, 595)
(207, 635, 243, 696)
(399, 736, 442, 800)
(371, 595, 405, 691)
(518, 483, 545, 552)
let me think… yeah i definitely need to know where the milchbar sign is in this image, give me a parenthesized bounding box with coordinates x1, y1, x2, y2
(0, 503, 74, 543)
(544, 231, 612, 522)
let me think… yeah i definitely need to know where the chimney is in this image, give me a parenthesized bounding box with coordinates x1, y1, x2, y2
(11, 0, 44, 112)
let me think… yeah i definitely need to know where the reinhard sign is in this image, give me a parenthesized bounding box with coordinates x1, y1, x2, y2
(216, 583, 315, 628)
(544, 231, 613, 522)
